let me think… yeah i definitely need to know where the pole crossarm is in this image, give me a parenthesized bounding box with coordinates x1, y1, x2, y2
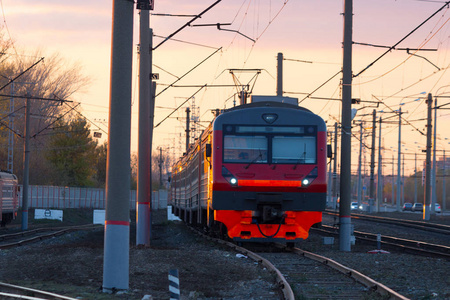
(435, 102, 450, 109)
(406, 49, 440, 70)
(191, 23, 255, 42)
(353, 41, 437, 52)
(158, 84, 244, 88)
(0, 93, 73, 103)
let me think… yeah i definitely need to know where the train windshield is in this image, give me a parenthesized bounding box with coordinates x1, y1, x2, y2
(223, 125, 317, 164)
(272, 136, 316, 163)
(223, 136, 268, 163)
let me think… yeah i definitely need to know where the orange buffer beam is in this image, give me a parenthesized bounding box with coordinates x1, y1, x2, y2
(215, 210, 322, 240)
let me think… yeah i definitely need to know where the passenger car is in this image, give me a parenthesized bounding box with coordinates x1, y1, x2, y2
(433, 203, 441, 213)
(351, 202, 359, 211)
(402, 203, 413, 211)
(412, 203, 423, 212)
(0, 171, 19, 226)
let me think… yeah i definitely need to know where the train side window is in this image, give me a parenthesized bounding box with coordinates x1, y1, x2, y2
(205, 144, 212, 157)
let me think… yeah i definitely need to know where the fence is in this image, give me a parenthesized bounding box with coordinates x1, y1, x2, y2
(17, 185, 168, 210)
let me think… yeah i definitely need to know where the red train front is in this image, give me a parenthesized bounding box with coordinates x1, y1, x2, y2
(170, 98, 328, 245)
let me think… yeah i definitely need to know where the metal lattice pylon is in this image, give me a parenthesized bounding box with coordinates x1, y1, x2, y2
(7, 83, 15, 173)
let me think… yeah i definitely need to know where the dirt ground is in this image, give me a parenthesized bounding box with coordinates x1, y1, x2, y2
(1, 209, 449, 300)
(0, 209, 281, 300)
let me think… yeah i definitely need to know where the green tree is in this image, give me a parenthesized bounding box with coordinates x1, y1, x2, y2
(130, 152, 137, 190)
(46, 117, 98, 186)
(93, 142, 107, 188)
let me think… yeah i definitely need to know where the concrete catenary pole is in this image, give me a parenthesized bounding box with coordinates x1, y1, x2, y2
(357, 123, 363, 207)
(102, 0, 134, 292)
(376, 117, 382, 212)
(185, 107, 190, 153)
(149, 56, 156, 233)
(396, 107, 402, 212)
(21, 94, 31, 231)
(147, 80, 156, 217)
(159, 147, 163, 187)
(136, 7, 151, 247)
(7, 83, 14, 173)
(327, 132, 333, 206)
(332, 122, 338, 209)
(339, 0, 353, 252)
(392, 154, 395, 205)
(443, 150, 446, 212)
(431, 96, 437, 214)
(277, 52, 283, 97)
(414, 153, 418, 204)
(369, 110, 376, 212)
(402, 154, 405, 205)
(424, 93, 433, 220)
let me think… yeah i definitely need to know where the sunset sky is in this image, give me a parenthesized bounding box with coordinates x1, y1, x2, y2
(2, 0, 450, 177)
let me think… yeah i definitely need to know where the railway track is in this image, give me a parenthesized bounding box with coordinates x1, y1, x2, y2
(0, 224, 102, 299)
(325, 210, 450, 235)
(321, 211, 450, 259)
(0, 282, 79, 300)
(313, 225, 450, 260)
(190, 226, 408, 300)
(0, 224, 101, 249)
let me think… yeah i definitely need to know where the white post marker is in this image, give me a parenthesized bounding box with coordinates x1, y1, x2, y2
(368, 234, 390, 254)
(169, 269, 180, 300)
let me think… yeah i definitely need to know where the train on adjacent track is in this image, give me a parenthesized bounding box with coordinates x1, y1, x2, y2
(169, 96, 329, 246)
(0, 171, 19, 226)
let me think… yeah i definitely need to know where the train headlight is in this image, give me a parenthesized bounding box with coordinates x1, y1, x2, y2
(301, 167, 318, 188)
(222, 166, 239, 187)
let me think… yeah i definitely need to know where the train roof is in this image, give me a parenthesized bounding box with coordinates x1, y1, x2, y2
(0, 171, 18, 180)
(213, 101, 326, 131)
(224, 101, 312, 113)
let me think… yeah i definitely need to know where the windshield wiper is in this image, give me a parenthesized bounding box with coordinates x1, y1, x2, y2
(293, 145, 307, 170)
(244, 149, 263, 169)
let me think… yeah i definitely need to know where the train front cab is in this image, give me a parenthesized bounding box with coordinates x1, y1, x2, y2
(210, 102, 327, 244)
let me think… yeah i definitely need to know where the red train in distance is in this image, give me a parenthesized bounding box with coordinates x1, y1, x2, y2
(0, 171, 19, 227)
(169, 97, 329, 246)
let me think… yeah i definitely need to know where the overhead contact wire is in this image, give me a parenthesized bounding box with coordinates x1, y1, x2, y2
(155, 85, 206, 128)
(354, 1, 450, 78)
(155, 47, 222, 98)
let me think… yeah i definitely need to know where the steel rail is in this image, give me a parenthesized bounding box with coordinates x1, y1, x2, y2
(0, 282, 78, 300)
(282, 246, 409, 300)
(325, 210, 450, 234)
(188, 226, 294, 300)
(0, 224, 102, 249)
(313, 225, 450, 260)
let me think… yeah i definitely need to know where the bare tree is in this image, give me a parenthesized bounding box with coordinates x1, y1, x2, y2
(0, 31, 91, 184)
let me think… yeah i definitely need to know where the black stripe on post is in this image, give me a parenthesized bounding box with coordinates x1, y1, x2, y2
(169, 269, 180, 300)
